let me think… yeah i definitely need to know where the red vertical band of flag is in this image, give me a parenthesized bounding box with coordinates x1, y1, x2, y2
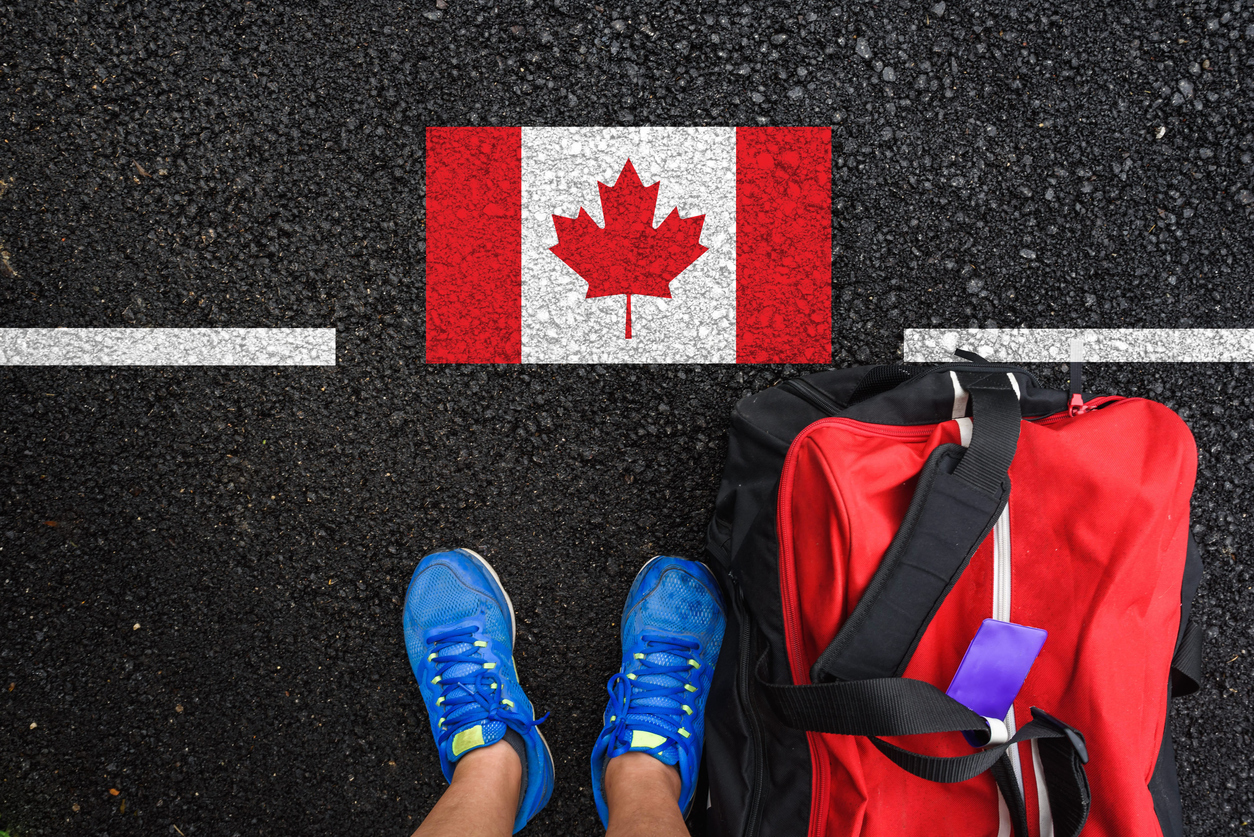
(426, 127, 522, 363)
(735, 127, 832, 363)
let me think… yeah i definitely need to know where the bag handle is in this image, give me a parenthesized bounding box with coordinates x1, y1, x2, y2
(756, 655, 1091, 837)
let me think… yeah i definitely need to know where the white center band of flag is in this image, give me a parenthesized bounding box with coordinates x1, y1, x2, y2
(0, 328, 337, 366)
(425, 126, 832, 364)
(904, 328, 1254, 362)
(522, 128, 735, 362)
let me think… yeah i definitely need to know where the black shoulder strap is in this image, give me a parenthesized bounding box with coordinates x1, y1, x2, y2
(811, 372, 1021, 683)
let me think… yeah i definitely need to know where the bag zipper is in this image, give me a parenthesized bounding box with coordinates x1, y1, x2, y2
(781, 378, 846, 416)
(992, 506, 1012, 624)
(992, 506, 1025, 796)
(734, 584, 767, 837)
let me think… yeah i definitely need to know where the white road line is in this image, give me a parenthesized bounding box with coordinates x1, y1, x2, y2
(903, 328, 1254, 363)
(0, 328, 336, 366)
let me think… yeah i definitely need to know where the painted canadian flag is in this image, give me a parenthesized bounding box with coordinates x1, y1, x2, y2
(425, 126, 831, 363)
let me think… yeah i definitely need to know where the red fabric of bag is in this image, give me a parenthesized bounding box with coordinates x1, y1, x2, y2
(776, 398, 1197, 837)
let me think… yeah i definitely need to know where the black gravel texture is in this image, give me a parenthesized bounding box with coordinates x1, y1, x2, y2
(2, 0, 1253, 835)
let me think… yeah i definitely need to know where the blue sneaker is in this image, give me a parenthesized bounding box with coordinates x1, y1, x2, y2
(403, 548, 554, 834)
(590, 556, 727, 827)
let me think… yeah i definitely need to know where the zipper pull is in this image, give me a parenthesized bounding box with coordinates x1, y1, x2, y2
(1068, 337, 1093, 416)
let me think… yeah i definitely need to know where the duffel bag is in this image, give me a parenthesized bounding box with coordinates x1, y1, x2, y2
(702, 358, 1202, 837)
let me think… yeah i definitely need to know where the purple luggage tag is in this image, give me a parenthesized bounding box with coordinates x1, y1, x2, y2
(945, 618, 1047, 747)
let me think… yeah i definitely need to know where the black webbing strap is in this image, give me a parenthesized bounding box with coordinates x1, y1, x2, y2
(951, 373, 1022, 498)
(869, 711, 1086, 782)
(1170, 616, 1202, 697)
(757, 655, 1091, 837)
(881, 712, 1092, 837)
(991, 754, 1030, 837)
(1034, 712, 1094, 837)
(810, 374, 1021, 684)
(761, 661, 989, 737)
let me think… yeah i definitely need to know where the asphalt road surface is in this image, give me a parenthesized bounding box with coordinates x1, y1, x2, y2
(3, 1, 1253, 835)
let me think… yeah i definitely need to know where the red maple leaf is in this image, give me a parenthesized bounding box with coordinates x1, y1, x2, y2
(549, 159, 708, 339)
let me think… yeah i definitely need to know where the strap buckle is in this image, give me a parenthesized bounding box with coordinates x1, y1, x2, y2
(968, 716, 1010, 747)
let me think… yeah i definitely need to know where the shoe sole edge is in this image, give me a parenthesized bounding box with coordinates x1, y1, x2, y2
(453, 548, 517, 646)
(620, 554, 666, 636)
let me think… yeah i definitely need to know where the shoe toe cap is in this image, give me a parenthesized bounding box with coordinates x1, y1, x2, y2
(404, 559, 512, 649)
(628, 563, 725, 650)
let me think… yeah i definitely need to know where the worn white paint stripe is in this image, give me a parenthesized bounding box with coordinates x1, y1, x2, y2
(903, 329, 1254, 362)
(0, 328, 336, 366)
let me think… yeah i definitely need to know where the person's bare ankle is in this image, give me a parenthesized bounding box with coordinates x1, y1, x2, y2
(452, 739, 521, 784)
(605, 751, 682, 803)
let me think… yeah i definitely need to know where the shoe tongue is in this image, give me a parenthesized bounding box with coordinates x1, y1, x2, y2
(622, 649, 687, 764)
(448, 719, 507, 760)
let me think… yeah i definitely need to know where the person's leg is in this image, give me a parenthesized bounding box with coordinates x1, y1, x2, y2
(603, 751, 687, 837)
(402, 548, 554, 835)
(590, 556, 728, 836)
(410, 740, 521, 837)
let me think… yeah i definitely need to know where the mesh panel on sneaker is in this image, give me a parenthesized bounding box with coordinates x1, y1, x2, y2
(632, 567, 722, 641)
(405, 564, 512, 656)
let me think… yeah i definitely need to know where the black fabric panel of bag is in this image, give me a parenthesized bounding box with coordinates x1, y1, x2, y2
(780, 363, 926, 417)
(780, 365, 917, 415)
(1170, 535, 1205, 698)
(845, 364, 919, 406)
